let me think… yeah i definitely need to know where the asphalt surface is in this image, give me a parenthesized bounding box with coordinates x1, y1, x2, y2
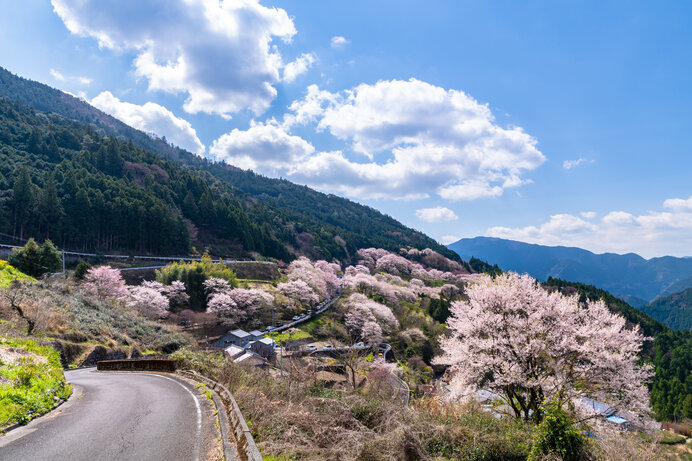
(0, 368, 218, 461)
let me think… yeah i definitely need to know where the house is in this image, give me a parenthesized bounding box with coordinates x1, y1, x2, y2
(224, 345, 246, 361)
(234, 351, 268, 367)
(248, 330, 264, 341)
(213, 329, 252, 348)
(250, 337, 275, 358)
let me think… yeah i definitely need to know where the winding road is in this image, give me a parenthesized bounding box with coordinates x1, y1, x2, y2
(0, 368, 220, 461)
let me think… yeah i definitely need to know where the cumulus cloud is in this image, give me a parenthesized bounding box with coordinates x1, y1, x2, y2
(416, 207, 459, 223)
(330, 36, 349, 48)
(563, 157, 593, 170)
(91, 91, 205, 155)
(52, 0, 299, 117)
(487, 196, 692, 257)
(283, 53, 316, 83)
(580, 211, 597, 219)
(210, 120, 314, 174)
(215, 79, 544, 201)
(50, 68, 92, 85)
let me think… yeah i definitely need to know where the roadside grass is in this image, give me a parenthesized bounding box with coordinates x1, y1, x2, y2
(175, 348, 666, 461)
(266, 330, 311, 343)
(0, 336, 72, 428)
(0, 260, 34, 288)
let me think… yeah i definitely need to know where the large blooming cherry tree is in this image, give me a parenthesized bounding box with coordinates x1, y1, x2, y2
(434, 272, 652, 423)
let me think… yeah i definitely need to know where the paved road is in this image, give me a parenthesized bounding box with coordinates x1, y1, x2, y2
(0, 368, 218, 461)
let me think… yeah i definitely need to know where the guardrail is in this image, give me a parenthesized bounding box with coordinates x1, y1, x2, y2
(179, 370, 262, 461)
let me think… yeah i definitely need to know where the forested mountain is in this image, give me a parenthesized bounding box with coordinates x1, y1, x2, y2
(642, 288, 692, 331)
(544, 277, 692, 421)
(449, 236, 692, 302)
(0, 66, 460, 263)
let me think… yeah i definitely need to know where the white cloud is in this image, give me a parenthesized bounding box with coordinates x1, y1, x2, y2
(282, 53, 316, 83)
(91, 91, 205, 155)
(52, 0, 300, 117)
(50, 69, 65, 81)
(563, 157, 593, 169)
(663, 197, 692, 212)
(278, 79, 545, 200)
(330, 36, 349, 48)
(440, 235, 461, 245)
(415, 207, 459, 223)
(580, 211, 597, 219)
(210, 120, 314, 174)
(487, 196, 692, 257)
(50, 68, 92, 85)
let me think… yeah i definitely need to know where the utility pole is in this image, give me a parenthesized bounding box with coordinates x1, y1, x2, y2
(62, 250, 66, 278)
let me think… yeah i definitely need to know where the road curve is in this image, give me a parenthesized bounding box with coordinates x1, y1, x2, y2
(0, 368, 218, 461)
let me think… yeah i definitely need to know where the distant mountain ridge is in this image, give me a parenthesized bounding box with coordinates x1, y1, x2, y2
(448, 236, 692, 302)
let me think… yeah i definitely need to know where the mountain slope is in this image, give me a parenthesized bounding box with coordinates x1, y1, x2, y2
(642, 287, 692, 331)
(448, 236, 692, 301)
(0, 66, 460, 263)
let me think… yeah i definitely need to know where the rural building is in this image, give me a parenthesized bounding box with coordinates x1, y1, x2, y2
(213, 329, 252, 348)
(224, 345, 246, 360)
(234, 352, 268, 367)
(250, 337, 275, 358)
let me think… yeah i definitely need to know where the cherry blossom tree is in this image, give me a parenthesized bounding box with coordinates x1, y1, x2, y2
(227, 288, 274, 316)
(434, 272, 652, 423)
(207, 292, 244, 325)
(204, 278, 271, 325)
(127, 284, 170, 318)
(83, 265, 129, 302)
(343, 293, 398, 342)
(277, 279, 319, 307)
(162, 280, 190, 309)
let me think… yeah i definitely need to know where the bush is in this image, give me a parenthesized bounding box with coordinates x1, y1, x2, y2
(73, 261, 92, 280)
(529, 400, 585, 461)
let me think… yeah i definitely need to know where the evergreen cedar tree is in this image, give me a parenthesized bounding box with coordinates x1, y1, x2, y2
(435, 272, 652, 424)
(7, 238, 62, 277)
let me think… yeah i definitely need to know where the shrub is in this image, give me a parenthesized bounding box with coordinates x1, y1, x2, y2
(529, 400, 585, 461)
(73, 261, 92, 280)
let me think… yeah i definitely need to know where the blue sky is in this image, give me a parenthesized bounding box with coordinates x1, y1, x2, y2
(2, 1, 692, 258)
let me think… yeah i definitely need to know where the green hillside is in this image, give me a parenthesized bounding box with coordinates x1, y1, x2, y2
(0, 66, 460, 264)
(642, 288, 692, 331)
(0, 260, 34, 288)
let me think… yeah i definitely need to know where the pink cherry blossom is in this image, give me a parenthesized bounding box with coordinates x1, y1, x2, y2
(83, 265, 129, 302)
(434, 272, 652, 422)
(127, 285, 170, 318)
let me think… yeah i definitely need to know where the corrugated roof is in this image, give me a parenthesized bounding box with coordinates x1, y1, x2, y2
(229, 329, 250, 337)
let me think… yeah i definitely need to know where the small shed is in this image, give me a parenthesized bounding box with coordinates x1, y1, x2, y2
(234, 352, 268, 367)
(250, 337, 275, 358)
(224, 345, 246, 360)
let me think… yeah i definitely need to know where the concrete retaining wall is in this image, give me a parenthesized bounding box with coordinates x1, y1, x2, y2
(96, 359, 176, 372)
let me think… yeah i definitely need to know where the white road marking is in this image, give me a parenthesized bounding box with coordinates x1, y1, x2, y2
(155, 374, 203, 461)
